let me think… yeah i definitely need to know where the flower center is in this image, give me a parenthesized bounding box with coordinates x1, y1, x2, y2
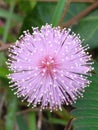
(39, 56, 57, 77)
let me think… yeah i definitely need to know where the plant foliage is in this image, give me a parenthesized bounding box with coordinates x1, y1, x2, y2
(72, 62, 98, 130)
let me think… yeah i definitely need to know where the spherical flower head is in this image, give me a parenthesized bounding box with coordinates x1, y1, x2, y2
(7, 24, 93, 111)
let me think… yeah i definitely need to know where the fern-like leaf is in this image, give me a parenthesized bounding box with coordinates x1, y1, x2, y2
(71, 62, 98, 130)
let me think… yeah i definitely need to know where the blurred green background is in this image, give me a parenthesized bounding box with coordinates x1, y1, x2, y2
(0, 0, 98, 130)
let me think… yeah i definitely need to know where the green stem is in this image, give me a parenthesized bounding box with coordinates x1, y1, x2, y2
(52, 0, 67, 26)
(28, 112, 36, 130)
(5, 96, 17, 130)
(3, 1, 16, 43)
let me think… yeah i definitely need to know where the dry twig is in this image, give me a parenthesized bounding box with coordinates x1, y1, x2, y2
(64, 118, 73, 130)
(62, 0, 98, 28)
(0, 42, 11, 52)
(37, 111, 43, 130)
(58, 0, 71, 26)
(17, 108, 39, 115)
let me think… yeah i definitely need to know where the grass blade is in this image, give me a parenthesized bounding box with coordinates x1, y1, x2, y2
(3, 1, 16, 43)
(28, 112, 36, 130)
(5, 96, 17, 130)
(52, 0, 67, 26)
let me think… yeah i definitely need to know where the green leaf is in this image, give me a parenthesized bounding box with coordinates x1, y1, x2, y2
(0, 67, 9, 78)
(0, 9, 23, 22)
(5, 96, 17, 130)
(16, 115, 29, 130)
(18, 0, 36, 14)
(0, 53, 6, 66)
(46, 108, 71, 126)
(20, 2, 56, 33)
(66, 3, 98, 49)
(29, 0, 37, 9)
(52, 0, 67, 26)
(1, 1, 16, 66)
(28, 112, 36, 130)
(71, 62, 98, 130)
(62, 2, 98, 49)
(73, 126, 98, 130)
(64, 3, 88, 21)
(72, 17, 98, 49)
(4, 0, 15, 4)
(92, 61, 98, 74)
(3, 1, 16, 43)
(49, 118, 67, 125)
(73, 117, 98, 130)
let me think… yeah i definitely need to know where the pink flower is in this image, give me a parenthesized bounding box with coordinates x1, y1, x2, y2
(7, 24, 93, 111)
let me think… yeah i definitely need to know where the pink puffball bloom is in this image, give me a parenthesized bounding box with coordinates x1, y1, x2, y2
(7, 24, 93, 111)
